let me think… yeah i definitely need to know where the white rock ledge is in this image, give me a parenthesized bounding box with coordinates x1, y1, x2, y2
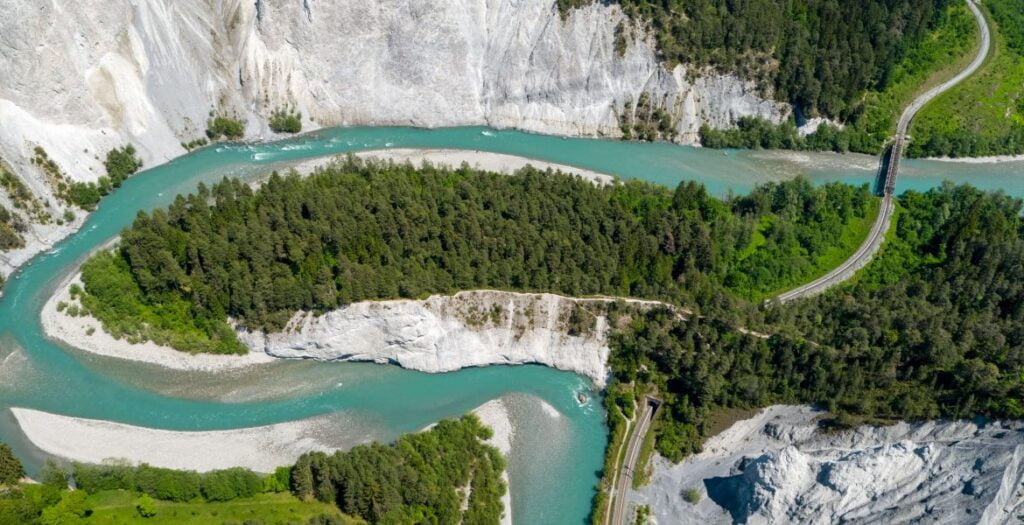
(44, 266, 636, 385)
(237, 290, 617, 387)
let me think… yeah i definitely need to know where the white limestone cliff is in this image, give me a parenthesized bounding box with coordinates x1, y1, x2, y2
(236, 290, 619, 386)
(0, 0, 788, 279)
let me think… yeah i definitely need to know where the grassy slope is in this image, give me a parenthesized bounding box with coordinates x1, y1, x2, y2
(909, 0, 1023, 157)
(85, 491, 363, 524)
(852, 1, 979, 144)
(735, 197, 882, 302)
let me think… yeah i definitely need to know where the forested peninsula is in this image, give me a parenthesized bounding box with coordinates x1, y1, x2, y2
(76, 157, 873, 354)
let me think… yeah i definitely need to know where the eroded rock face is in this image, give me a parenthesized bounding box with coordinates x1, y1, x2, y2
(634, 405, 1024, 524)
(236, 290, 614, 386)
(0, 0, 788, 278)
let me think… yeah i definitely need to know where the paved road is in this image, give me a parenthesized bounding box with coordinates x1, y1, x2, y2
(609, 397, 659, 525)
(774, 0, 990, 304)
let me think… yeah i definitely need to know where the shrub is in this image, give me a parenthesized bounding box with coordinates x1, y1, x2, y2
(104, 145, 143, 188)
(269, 107, 302, 133)
(66, 182, 102, 211)
(39, 490, 92, 525)
(74, 462, 266, 504)
(136, 494, 157, 518)
(683, 487, 701, 504)
(182, 138, 209, 151)
(207, 116, 245, 140)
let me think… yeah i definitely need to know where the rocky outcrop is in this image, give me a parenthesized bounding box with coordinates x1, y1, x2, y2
(0, 0, 788, 279)
(632, 405, 1024, 524)
(237, 290, 620, 386)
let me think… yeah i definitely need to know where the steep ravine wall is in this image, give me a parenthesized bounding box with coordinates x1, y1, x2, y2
(0, 0, 788, 279)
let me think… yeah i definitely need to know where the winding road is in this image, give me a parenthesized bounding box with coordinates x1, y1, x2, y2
(774, 0, 991, 304)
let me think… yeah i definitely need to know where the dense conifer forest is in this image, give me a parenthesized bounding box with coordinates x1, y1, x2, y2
(77, 158, 872, 354)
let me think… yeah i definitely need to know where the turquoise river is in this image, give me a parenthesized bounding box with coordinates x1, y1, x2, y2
(1, 126, 1023, 524)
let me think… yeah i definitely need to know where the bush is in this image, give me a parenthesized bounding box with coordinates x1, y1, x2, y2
(207, 116, 245, 140)
(39, 490, 91, 525)
(135, 465, 201, 502)
(269, 108, 302, 133)
(66, 182, 102, 211)
(104, 145, 143, 188)
(182, 138, 209, 151)
(683, 488, 701, 504)
(136, 494, 157, 518)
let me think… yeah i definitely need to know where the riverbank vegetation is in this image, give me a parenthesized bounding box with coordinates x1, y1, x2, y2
(0, 204, 26, 251)
(1, 162, 50, 228)
(76, 158, 874, 354)
(46, 145, 144, 211)
(269, 107, 303, 134)
(0, 414, 502, 524)
(207, 115, 245, 140)
(909, 0, 1024, 158)
(618, 93, 676, 142)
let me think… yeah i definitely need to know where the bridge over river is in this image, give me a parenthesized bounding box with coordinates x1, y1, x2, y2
(773, 0, 990, 304)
